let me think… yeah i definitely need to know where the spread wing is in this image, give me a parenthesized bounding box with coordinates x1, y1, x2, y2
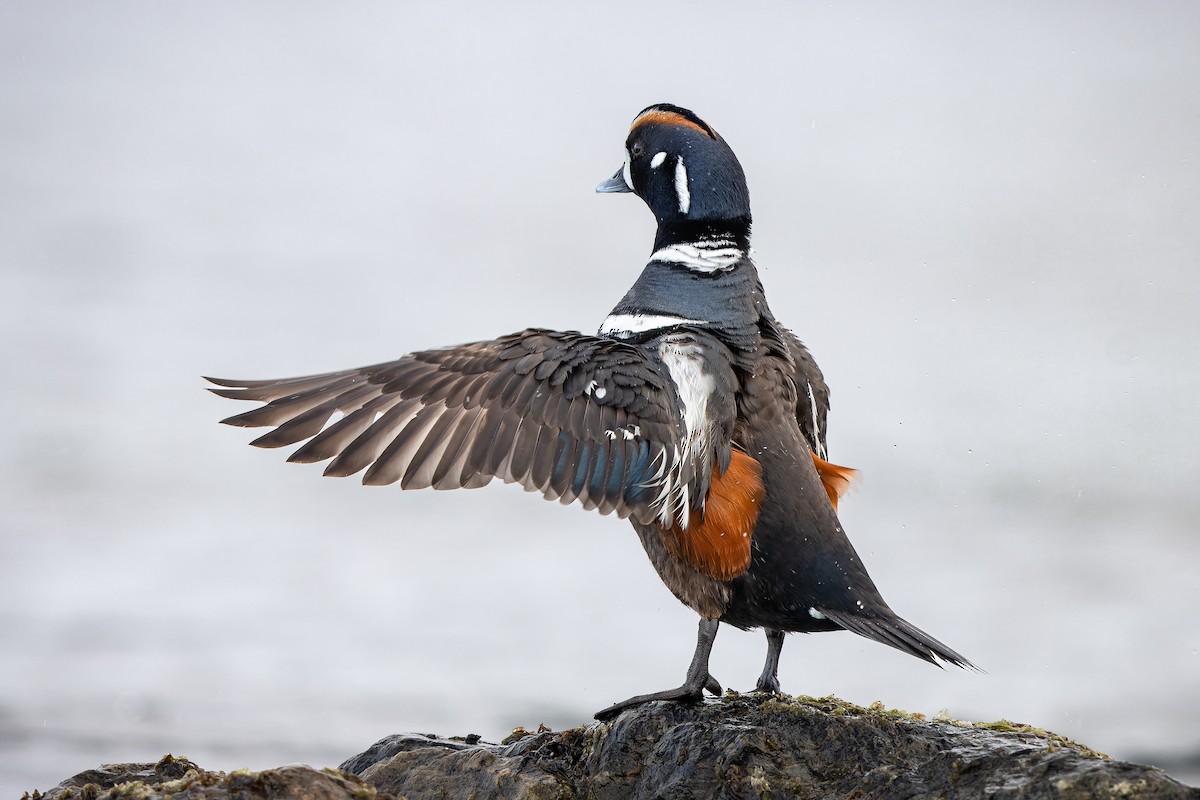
(207, 328, 707, 525)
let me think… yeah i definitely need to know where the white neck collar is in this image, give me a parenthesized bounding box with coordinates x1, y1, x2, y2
(648, 237, 745, 273)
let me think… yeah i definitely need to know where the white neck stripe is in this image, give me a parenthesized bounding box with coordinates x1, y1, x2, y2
(649, 242, 744, 272)
(599, 313, 708, 337)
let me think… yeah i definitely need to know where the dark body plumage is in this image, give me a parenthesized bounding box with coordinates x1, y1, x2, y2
(208, 103, 973, 717)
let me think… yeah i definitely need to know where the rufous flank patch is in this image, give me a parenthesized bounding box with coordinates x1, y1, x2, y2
(661, 450, 764, 581)
(811, 453, 857, 511)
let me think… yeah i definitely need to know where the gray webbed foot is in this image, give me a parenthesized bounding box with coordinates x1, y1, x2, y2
(595, 618, 722, 721)
(752, 628, 786, 694)
(594, 672, 722, 720)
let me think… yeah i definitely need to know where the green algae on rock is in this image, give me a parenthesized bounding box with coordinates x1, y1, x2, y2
(23, 695, 1198, 800)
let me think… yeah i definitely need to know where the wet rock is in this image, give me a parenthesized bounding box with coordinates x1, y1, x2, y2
(345, 694, 1197, 799)
(26, 754, 385, 800)
(32, 755, 202, 800)
(23, 695, 1199, 800)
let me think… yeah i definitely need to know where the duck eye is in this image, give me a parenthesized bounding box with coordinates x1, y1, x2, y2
(630, 141, 646, 158)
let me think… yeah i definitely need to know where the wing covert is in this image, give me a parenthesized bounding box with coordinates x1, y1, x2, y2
(781, 328, 830, 458)
(779, 327, 856, 510)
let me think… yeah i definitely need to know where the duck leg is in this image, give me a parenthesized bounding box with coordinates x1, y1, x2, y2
(594, 618, 722, 720)
(753, 627, 785, 693)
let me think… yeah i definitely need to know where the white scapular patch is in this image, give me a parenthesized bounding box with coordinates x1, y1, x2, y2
(650, 151, 667, 169)
(644, 443, 683, 527)
(654, 336, 716, 528)
(649, 238, 744, 272)
(808, 607, 827, 620)
(806, 380, 826, 459)
(599, 312, 708, 338)
(674, 156, 691, 214)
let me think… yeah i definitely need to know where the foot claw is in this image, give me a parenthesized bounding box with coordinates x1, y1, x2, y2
(594, 687, 701, 721)
(594, 672, 722, 720)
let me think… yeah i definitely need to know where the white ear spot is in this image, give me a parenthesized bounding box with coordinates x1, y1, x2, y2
(650, 151, 667, 169)
(674, 156, 691, 214)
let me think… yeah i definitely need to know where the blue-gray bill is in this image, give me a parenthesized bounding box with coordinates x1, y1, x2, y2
(596, 167, 632, 193)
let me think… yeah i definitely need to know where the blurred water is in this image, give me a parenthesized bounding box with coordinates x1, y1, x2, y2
(2, 2, 1199, 795)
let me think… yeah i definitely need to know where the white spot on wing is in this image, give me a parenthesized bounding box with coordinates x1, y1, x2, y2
(808, 607, 826, 620)
(594, 386, 607, 399)
(604, 424, 640, 441)
(674, 156, 690, 214)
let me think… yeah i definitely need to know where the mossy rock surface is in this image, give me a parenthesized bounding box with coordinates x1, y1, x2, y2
(25, 695, 1199, 800)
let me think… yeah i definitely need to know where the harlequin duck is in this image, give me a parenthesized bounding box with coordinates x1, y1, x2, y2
(207, 103, 974, 719)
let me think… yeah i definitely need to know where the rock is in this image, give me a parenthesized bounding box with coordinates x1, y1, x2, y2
(23, 695, 1199, 800)
(344, 695, 1197, 799)
(26, 754, 384, 800)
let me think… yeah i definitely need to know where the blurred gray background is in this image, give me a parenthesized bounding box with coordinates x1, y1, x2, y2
(2, 1, 1198, 794)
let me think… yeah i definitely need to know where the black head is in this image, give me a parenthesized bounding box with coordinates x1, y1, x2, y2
(597, 104, 752, 226)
